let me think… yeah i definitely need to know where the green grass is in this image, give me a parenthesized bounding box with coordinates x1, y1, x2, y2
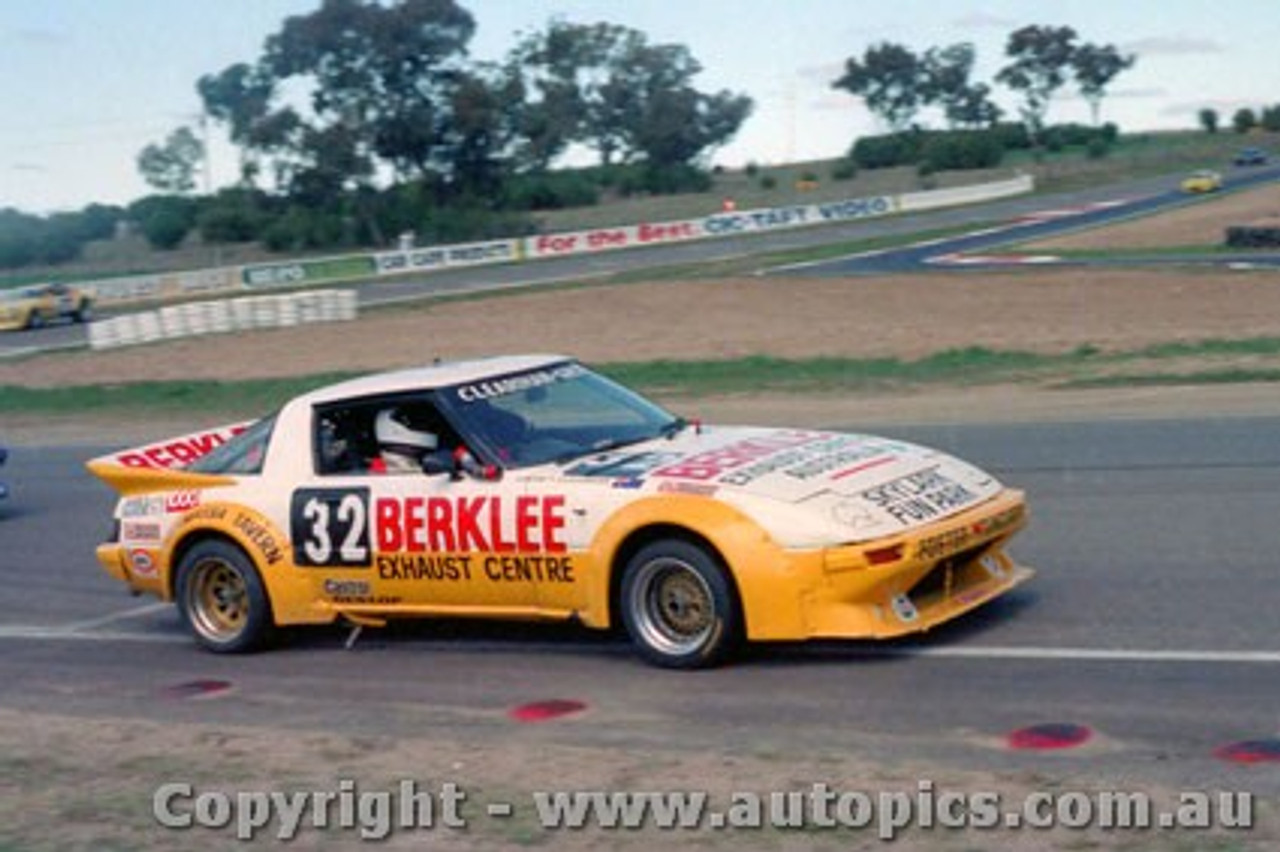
(6, 338, 1280, 417)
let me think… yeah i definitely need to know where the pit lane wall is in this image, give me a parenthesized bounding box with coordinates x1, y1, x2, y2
(81, 174, 1032, 348)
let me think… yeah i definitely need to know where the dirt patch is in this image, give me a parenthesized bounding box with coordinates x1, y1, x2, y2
(1025, 181, 1280, 250)
(4, 268, 1280, 392)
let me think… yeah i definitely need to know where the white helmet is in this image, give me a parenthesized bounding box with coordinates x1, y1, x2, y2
(375, 408, 438, 451)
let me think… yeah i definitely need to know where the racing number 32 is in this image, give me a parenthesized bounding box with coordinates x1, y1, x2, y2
(290, 488, 372, 568)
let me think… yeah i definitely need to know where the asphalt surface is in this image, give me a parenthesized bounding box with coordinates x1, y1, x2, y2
(3, 413, 1278, 793)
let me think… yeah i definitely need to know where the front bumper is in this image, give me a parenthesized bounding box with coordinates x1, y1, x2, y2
(750, 489, 1032, 641)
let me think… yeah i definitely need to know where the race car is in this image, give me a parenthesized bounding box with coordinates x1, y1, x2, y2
(87, 355, 1032, 668)
(0, 282, 93, 331)
(1180, 169, 1223, 194)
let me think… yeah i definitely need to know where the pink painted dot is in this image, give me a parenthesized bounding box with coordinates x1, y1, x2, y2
(509, 699, 587, 722)
(1007, 723, 1092, 750)
(161, 679, 233, 700)
(1214, 739, 1280, 764)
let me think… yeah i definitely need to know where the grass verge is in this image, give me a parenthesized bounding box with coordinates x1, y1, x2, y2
(5, 339, 1280, 418)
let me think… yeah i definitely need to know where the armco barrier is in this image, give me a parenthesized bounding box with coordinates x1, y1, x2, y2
(88, 290, 358, 351)
(897, 174, 1033, 213)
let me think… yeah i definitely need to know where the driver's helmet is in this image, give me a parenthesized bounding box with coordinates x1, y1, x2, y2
(375, 408, 438, 454)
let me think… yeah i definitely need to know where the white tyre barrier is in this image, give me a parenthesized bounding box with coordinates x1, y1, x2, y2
(88, 290, 360, 350)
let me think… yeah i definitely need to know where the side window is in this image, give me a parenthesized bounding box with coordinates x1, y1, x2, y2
(188, 415, 276, 475)
(313, 395, 467, 476)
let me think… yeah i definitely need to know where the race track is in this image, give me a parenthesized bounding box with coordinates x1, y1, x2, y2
(4, 412, 1279, 795)
(8, 168, 1280, 360)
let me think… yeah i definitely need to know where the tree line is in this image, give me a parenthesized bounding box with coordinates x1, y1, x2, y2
(0, 5, 1271, 273)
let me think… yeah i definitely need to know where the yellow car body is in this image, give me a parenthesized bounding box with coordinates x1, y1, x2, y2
(87, 355, 1033, 668)
(0, 282, 93, 331)
(1180, 170, 1223, 194)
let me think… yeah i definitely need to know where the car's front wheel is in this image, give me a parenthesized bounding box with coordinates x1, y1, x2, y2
(620, 539, 740, 669)
(175, 540, 273, 653)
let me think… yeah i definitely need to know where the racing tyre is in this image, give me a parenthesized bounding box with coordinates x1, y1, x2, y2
(620, 539, 740, 669)
(73, 305, 92, 323)
(176, 540, 273, 653)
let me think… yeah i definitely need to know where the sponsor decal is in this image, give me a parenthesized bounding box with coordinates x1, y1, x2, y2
(232, 512, 285, 566)
(376, 495, 567, 554)
(566, 451, 681, 479)
(861, 468, 977, 526)
(128, 548, 157, 577)
(890, 593, 919, 623)
(177, 505, 228, 527)
(323, 579, 370, 597)
(455, 363, 585, 403)
(291, 489, 570, 568)
(657, 481, 718, 497)
(115, 425, 248, 469)
(120, 496, 164, 518)
(122, 521, 163, 543)
(375, 553, 576, 584)
(915, 505, 1024, 561)
(165, 491, 201, 513)
(652, 430, 824, 481)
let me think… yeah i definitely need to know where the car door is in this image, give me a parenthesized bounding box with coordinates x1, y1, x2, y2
(293, 396, 546, 614)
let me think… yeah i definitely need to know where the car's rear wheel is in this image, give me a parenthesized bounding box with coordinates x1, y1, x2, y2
(176, 540, 273, 653)
(73, 304, 92, 323)
(620, 539, 740, 669)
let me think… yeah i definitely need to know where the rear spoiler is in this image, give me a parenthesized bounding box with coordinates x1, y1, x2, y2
(86, 421, 253, 496)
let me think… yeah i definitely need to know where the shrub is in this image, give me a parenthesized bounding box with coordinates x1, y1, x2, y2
(830, 160, 857, 181)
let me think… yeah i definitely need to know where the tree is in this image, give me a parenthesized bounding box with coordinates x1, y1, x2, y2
(1232, 108, 1258, 134)
(1261, 104, 1280, 132)
(996, 25, 1080, 141)
(1199, 108, 1219, 134)
(197, 62, 279, 185)
(1072, 43, 1135, 125)
(921, 44, 1001, 128)
(198, 0, 479, 202)
(832, 42, 926, 132)
(136, 126, 205, 194)
(508, 20, 751, 169)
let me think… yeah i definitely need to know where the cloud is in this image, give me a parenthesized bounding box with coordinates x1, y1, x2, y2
(951, 12, 1019, 31)
(3, 27, 67, 46)
(1122, 36, 1224, 56)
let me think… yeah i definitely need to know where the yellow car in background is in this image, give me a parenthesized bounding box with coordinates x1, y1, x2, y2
(1180, 170, 1223, 194)
(0, 282, 93, 331)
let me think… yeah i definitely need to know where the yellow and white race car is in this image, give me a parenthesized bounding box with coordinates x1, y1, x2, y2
(0, 282, 93, 331)
(87, 355, 1032, 668)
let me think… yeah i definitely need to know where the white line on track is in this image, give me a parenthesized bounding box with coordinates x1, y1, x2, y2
(0, 622, 1278, 665)
(866, 645, 1280, 664)
(0, 626, 180, 643)
(61, 602, 170, 632)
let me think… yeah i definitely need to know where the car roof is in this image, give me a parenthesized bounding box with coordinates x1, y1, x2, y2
(296, 353, 573, 406)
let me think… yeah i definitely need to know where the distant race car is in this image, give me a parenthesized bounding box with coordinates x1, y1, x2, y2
(0, 282, 93, 331)
(87, 355, 1033, 668)
(0, 444, 7, 502)
(1181, 169, 1223, 193)
(1232, 147, 1268, 167)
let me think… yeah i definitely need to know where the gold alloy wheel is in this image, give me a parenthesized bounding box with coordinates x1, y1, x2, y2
(186, 557, 250, 642)
(628, 556, 715, 657)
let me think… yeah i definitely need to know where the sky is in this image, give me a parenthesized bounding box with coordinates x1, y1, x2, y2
(2, 0, 1277, 214)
